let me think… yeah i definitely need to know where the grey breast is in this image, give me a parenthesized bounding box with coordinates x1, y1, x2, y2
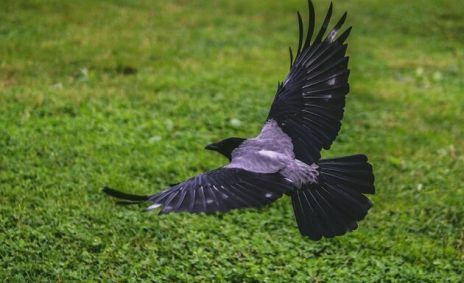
(233, 119, 294, 158)
(225, 119, 294, 174)
(225, 119, 319, 187)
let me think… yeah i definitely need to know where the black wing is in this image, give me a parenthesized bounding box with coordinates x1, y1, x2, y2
(104, 167, 294, 214)
(267, 0, 351, 164)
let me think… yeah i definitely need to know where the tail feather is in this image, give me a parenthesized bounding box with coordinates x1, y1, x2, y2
(291, 154, 375, 240)
(318, 154, 375, 194)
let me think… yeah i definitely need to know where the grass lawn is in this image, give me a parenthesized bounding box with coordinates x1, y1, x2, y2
(1, 0, 463, 281)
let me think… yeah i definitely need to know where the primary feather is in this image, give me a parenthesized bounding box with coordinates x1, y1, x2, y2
(268, 1, 351, 164)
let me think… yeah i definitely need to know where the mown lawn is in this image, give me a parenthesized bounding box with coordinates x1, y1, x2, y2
(1, 0, 463, 281)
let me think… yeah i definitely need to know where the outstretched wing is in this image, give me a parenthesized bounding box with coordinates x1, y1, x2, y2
(104, 167, 294, 214)
(266, 1, 351, 164)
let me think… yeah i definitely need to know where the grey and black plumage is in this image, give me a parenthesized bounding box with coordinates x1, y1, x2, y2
(103, 0, 375, 240)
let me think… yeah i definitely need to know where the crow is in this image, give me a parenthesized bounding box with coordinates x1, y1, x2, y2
(103, 0, 375, 240)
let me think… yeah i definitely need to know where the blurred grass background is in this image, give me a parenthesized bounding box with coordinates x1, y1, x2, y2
(0, 0, 463, 281)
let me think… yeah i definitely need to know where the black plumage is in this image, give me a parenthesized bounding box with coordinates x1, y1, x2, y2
(292, 155, 374, 240)
(103, 0, 376, 240)
(104, 168, 293, 213)
(150, 168, 293, 214)
(268, 1, 351, 165)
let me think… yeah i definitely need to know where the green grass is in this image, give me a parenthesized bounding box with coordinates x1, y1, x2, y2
(1, 0, 463, 281)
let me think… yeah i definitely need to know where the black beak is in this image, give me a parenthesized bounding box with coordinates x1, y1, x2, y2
(205, 144, 218, 151)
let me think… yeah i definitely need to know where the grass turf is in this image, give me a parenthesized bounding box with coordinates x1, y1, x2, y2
(1, 0, 463, 281)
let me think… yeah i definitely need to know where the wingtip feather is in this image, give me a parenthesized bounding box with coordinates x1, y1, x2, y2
(102, 186, 149, 202)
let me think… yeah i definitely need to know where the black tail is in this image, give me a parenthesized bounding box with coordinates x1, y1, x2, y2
(102, 187, 149, 205)
(291, 154, 375, 240)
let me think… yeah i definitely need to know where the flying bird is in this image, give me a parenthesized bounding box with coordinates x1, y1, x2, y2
(103, 0, 375, 240)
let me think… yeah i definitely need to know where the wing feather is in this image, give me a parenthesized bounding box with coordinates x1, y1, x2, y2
(267, 0, 351, 164)
(118, 168, 295, 214)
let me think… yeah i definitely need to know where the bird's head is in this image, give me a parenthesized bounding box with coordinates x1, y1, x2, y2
(205, 137, 246, 160)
